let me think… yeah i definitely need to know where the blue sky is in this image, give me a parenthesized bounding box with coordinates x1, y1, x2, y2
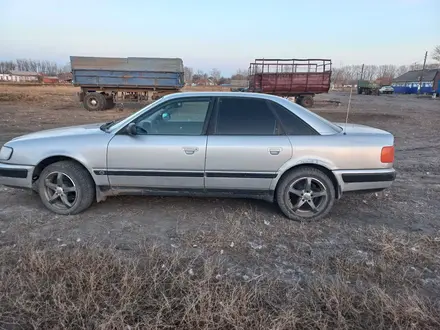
(0, 0, 438, 75)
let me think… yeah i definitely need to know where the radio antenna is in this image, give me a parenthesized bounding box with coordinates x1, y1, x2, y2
(344, 86, 353, 135)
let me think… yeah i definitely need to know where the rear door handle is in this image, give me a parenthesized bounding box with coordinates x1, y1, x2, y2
(183, 147, 198, 155)
(268, 147, 282, 155)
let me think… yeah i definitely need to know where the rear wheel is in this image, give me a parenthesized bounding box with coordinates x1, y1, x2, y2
(83, 92, 106, 111)
(37, 161, 95, 215)
(299, 95, 314, 108)
(276, 167, 335, 221)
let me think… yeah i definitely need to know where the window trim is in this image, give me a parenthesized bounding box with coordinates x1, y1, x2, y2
(208, 96, 284, 136)
(116, 96, 215, 136)
(266, 100, 319, 136)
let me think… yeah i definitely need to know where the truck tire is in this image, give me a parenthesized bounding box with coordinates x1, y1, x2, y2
(83, 92, 106, 111)
(300, 95, 314, 108)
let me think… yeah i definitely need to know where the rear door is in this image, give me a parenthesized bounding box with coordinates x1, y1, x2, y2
(205, 96, 292, 192)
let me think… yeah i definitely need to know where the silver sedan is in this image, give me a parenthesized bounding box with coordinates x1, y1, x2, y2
(0, 92, 396, 221)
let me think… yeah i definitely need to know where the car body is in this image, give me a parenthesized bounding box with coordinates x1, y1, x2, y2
(379, 86, 394, 94)
(0, 92, 396, 221)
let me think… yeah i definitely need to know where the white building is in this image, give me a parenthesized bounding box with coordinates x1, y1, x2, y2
(0, 70, 39, 82)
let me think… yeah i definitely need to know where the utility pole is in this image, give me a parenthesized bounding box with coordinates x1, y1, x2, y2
(418, 51, 428, 94)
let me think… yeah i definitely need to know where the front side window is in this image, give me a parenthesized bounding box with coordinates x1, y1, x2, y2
(134, 98, 211, 135)
(214, 97, 279, 135)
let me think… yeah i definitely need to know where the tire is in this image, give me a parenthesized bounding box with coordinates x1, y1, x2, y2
(37, 161, 95, 215)
(276, 167, 335, 221)
(299, 95, 314, 108)
(83, 92, 106, 111)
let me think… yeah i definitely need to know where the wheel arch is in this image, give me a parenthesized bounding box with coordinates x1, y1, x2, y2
(273, 163, 341, 199)
(32, 155, 95, 185)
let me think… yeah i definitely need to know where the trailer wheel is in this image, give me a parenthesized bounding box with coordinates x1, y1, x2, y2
(300, 95, 314, 108)
(83, 93, 106, 111)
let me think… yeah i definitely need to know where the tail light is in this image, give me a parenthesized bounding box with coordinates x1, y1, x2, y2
(381, 146, 395, 163)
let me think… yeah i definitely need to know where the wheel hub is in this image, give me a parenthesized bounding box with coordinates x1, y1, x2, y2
(288, 176, 328, 217)
(43, 171, 77, 210)
(90, 99, 97, 106)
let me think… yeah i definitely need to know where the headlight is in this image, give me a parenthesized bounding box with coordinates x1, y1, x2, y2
(0, 146, 13, 160)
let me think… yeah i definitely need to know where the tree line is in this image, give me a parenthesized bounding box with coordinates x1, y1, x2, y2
(183, 67, 249, 85)
(331, 62, 439, 86)
(0, 59, 70, 76)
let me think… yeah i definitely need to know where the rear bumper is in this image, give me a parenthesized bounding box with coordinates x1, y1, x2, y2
(0, 162, 34, 189)
(333, 168, 396, 193)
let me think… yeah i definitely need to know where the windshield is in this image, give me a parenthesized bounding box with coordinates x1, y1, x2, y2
(105, 97, 165, 131)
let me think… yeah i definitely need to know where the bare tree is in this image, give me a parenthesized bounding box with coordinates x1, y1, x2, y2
(425, 63, 440, 69)
(396, 65, 408, 77)
(210, 68, 221, 84)
(362, 65, 378, 81)
(432, 45, 440, 62)
(0, 61, 16, 74)
(183, 66, 193, 84)
(231, 69, 248, 80)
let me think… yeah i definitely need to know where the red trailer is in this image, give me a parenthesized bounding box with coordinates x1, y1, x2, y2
(247, 58, 332, 107)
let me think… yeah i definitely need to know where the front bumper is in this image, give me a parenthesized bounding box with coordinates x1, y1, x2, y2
(0, 162, 34, 189)
(333, 168, 396, 193)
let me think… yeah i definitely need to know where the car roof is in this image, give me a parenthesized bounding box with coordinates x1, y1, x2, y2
(108, 91, 342, 135)
(163, 91, 285, 102)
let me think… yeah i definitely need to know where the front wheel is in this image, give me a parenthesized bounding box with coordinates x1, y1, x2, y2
(37, 161, 95, 215)
(276, 167, 335, 221)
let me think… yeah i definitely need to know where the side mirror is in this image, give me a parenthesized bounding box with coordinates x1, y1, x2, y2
(126, 122, 137, 136)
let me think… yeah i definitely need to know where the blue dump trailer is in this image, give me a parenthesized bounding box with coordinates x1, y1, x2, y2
(70, 56, 184, 111)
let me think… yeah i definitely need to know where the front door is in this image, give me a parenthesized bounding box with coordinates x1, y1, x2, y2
(106, 97, 213, 190)
(205, 96, 292, 191)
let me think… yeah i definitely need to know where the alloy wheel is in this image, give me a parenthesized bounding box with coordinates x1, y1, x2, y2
(287, 176, 328, 217)
(43, 172, 78, 211)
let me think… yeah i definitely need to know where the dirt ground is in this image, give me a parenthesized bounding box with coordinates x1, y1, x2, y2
(1, 85, 440, 301)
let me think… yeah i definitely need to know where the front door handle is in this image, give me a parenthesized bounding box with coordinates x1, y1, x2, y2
(183, 147, 198, 155)
(268, 147, 282, 155)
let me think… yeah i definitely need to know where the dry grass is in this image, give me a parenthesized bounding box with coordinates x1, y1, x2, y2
(0, 85, 76, 104)
(1, 223, 439, 330)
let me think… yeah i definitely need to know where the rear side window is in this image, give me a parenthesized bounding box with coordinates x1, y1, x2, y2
(269, 101, 318, 135)
(215, 97, 279, 135)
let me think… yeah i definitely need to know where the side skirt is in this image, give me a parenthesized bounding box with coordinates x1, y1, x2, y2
(96, 186, 275, 203)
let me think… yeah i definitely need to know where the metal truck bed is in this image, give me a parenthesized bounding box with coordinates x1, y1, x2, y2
(248, 59, 332, 95)
(70, 56, 184, 90)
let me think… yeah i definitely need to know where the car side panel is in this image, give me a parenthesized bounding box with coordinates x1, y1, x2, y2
(270, 134, 395, 190)
(205, 135, 292, 190)
(3, 134, 111, 187)
(105, 135, 207, 189)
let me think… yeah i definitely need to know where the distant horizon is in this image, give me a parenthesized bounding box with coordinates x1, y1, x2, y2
(0, 55, 438, 77)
